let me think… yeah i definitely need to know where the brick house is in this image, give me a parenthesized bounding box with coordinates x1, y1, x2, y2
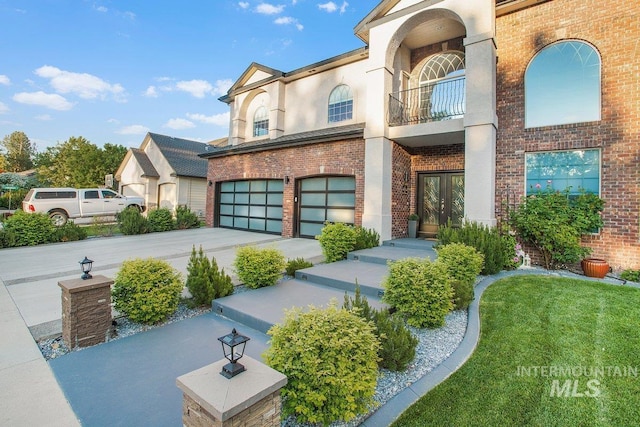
(200, 0, 639, 269)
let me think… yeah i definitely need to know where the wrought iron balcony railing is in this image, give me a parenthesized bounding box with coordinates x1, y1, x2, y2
(388, 76, 465, 126)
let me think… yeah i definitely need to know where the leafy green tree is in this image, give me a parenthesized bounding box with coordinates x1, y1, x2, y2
(1, 131, 36, 172)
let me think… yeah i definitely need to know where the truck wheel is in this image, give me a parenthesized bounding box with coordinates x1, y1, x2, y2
(129, 204, 143, 213)
(49, 210, 68, 226)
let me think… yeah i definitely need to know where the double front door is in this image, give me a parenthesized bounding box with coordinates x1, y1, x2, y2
(417, 172, 464, 237)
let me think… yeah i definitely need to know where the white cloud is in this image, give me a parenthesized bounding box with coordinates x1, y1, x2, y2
(107, 118, 120, 124)
(95, 5, 108, 12)
(34, 65, 126, 101)
(144, 86, 159, 97)
(122, 11, 136, 20)
(0, 75, 10, 85)
(239, 2, 249, 9)
(13, 91, 74, 111)
(164, 118, 195, 130)
(0, 102, 8, 114)
(176, 79, 213, 98)
(274, 16, 303, 30)
(339, 1, 348, 13)
(35, 114, 52, 120)
(256, 3, 285, 14)
(186, 112, 230, 126)
(116, 125, 149, 135)
(318, 1, 347, 13)
(213, 79, 233, 96)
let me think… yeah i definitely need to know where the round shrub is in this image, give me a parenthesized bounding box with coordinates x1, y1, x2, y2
(112, 258, 183, 324)
(382, 257, 454, 328)
(2, 210, 56, 246)
(435, 243, 484, 310)
(147, 208, 176, 232)
(116, 207, 148, 235)
(233, 245, 285, 289)
(316, 222, 357, 263)
(263, 305, 380, 425)
(186, 245, 233, 306)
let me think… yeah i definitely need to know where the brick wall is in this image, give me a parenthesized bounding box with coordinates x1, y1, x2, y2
(205, 139, 365, 238)
(182, 391, 281, 427)
(495, 0, 640, 269)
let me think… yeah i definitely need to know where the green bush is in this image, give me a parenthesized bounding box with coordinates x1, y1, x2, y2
(2, 210, 56, 246)
(185, 245, 233, 306)
(175, 205, 200, 230)
(0, 227, 17, 248)
(509, 188, 604, 269)
(382, 257, 453, 328)
(353, 226, 380, 251)
(343, 284, 417, 371)
(263, 305, 380, 425)
(621, 269, 640, 283)
(285, 257, 313, 276)
(54, 220, 88, 242)
(437, 221, 510, 275)
(0, 188, 28, 209)
(436, 243, 484, 310)
(112, 258, 183, 324)
(316, 222, 357, 263)
(116, 207, 148, 235)
(147, 208, 176, 232)
(233, 245, 285, 289)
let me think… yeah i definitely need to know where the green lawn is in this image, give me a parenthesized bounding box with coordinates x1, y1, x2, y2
(393, 275, 640, 426)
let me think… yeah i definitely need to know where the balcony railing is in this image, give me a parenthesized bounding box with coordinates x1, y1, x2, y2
(388, 76, 466, 126)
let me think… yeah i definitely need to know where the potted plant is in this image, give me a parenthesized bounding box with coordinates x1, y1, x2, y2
(408, 213, 419, 238)
(581, 258, 610, 279)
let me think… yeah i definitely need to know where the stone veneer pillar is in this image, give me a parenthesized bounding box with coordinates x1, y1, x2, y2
(177, 355, 287, 427)
(58, 275, 113, 350)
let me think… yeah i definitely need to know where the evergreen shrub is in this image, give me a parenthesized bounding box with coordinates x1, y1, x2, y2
(112, 258, 183, 324)
(147, 208, 176, 232)
(353, 226, 380, 251)
(285, 257, 313, 276)
(2, 210, 56, 246)
(263, 305, 379, 425)
(620, 269, 640, 283)
(382, 257, 453, 328)
(233, 245, 285, 288)
(185, 245, 233, 306)
(175, 205, 200, 229)
(436, 243, 484, 309)
(54, 220, 88, 242)
(316, 222, 357, 262)
(116, 207, 148, 235)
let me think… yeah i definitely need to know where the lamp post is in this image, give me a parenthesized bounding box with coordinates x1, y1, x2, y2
(79, 256, 93, 280)
(217, 328, 250, 379)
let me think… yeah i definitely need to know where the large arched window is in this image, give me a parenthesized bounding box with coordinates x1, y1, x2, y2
(525, 40, 600, 128)
(253, 106, 269, 137)
(328, 85, 353, 123)
(418, 51, 465, 120)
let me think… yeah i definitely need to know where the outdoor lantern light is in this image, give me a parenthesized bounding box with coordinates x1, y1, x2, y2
(217, 328, 250, 379)
(79, 256, 94, 280)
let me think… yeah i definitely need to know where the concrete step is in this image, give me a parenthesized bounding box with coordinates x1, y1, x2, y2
(213, 279, 387, 334)
(347, 245, 436, 265)
(295, 260, 388, 298)
(382, 237, 437, 251)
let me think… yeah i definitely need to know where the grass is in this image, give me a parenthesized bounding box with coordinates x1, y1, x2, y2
(392, 275, 640, 426)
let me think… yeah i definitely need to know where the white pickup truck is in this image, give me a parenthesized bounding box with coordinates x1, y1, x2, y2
(22, 188, 146, 226)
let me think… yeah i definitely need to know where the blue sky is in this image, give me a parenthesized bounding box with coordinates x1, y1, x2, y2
(0, 0, 379, 151)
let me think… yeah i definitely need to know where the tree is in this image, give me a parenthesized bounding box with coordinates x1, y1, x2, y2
(1, 131, 36, 172)
(34, 136, 127, 188)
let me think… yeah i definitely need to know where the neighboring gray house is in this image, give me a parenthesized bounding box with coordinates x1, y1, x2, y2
(116, 132, 219, 216)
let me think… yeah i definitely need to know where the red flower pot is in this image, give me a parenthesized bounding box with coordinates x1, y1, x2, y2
(581, 258, 610, 279)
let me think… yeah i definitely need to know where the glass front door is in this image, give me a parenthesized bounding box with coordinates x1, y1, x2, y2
(417, 172, 464, 237)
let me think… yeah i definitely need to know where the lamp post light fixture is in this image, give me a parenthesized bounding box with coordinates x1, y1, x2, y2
(217, 328, 250, 379)
(79, 256, 94, 280)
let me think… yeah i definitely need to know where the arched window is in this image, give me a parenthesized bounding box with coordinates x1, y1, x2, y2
(418, 51, 465, 120)
(328, 85, 353, 123)
(525, 40, 600, 128)
(253, 106, 269, 137)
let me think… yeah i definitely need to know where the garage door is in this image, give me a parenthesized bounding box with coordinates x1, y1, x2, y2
(297, 176, 356, 238)
(218, 180, 283, 234)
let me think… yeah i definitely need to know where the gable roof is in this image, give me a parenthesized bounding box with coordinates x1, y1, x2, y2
(148, 133, 212, 178)
(130, 148, 160, 178)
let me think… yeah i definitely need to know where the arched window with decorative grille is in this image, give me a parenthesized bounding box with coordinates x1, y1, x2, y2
(328, 85, 353, 123)
(418, 51, 466, 121)
(253, 106, 269, 137)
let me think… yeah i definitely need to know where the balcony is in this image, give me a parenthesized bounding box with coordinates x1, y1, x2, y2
(388, 76, 465, 127)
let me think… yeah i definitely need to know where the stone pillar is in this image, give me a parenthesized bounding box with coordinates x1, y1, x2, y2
(58, 275, 113, 350)
(177, 355, 287, 427)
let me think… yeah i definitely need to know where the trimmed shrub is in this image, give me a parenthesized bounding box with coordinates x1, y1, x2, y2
(233, 245, 285, 289)
(116, 207, 148, 235)
(353, 226, 380, 251)
(343, 284, 417, 371)
(0, 227, 17, 248)
(316, 222, 357, 263)
(285, 257, 313, 276)
(263, 305, 380, 425)
(54, 220, 88, 242)
(435, 243, 484, 310)
(112, 258, 183, 324)
(2, 210, 56, 246)
(175, 205, 200, 230)
(621, 269, 640, 283)
(147, 208, 176, 232)
(185, 245, 233, 306)
(382, 257, 453, 328)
